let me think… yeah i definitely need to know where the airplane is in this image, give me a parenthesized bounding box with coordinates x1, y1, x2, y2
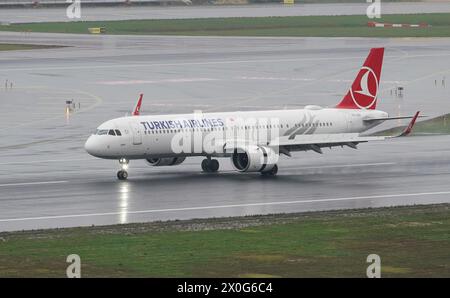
(85, 47, 420, 180)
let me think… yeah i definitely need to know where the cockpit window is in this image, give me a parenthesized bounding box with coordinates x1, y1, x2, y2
(96, 129, 121, 136)
(96, 129, 108, 135)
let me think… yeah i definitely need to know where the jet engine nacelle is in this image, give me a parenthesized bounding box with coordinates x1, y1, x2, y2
(146, 157, 186, 166)
(231, 145, 278, 173)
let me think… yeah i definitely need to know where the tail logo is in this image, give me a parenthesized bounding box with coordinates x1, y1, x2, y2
(350, 66, 379, 109)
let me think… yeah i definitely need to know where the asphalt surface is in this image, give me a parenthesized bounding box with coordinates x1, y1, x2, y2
(0, 32, 450, 232)
(1, 2, 450, 23)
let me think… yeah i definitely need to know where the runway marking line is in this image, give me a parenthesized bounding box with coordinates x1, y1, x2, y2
(0, 54, 437, 73)
(0, 158, 95, 166)
(97, 78, 219, 85)
(1, 190, 450, 223)
(300, 162, 395, 170)
(2, 53, 450, 73)
(0, 180, 68, 187)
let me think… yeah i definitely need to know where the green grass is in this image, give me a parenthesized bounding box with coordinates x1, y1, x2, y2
(300, 0, 418, 2)
(0, 204, 449, 277)
(375, 113, 450, 136)
(1, 13, 450, 37)
(0, 43, 63, 51)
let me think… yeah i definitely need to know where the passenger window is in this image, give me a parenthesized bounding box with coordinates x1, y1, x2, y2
(115, 130, 122, 136)
(108, 130, 116, 136)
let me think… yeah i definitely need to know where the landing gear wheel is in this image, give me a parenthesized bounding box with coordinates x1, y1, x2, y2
(261, 164, 278, 176)
(201, 158, 219, 173)
(209, 159, 219, 172)
(201, 159, 210, 172)
(117, 158, 129, 180)
(117, 170, 128, 180)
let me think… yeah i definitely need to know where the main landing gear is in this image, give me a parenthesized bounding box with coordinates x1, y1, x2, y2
(201, 157, 219, 173)
(117, 158, 129, 180)
(260, 164, 278, 176)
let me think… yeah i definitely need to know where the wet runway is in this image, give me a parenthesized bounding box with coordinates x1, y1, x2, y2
(1, 32, 450, 232)
(1, 2, 450, 23)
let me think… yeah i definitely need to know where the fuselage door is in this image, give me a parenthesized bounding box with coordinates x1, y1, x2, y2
(130, 121, 143, 145)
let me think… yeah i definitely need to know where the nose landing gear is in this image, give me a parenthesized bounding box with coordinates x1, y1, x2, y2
(117, 170, 128, 180)
(117, 158, 129, 180)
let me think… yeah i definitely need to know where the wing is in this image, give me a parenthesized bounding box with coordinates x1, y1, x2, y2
(269, 111, 420, 155)
(268, 133, 385, 154)
(363, 112, 425, 123)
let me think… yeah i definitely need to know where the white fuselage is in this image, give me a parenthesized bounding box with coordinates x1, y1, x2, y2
(84, 107, 388, 160)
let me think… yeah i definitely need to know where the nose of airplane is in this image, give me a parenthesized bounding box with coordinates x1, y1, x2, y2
(84, 135, 99, 157)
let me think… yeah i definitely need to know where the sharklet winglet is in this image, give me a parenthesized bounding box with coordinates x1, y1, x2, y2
(132, 93, 143, 116)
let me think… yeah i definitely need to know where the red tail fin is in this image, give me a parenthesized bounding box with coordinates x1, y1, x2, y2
(336, 48, 384, 110)
(132, 93, 143, 116)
